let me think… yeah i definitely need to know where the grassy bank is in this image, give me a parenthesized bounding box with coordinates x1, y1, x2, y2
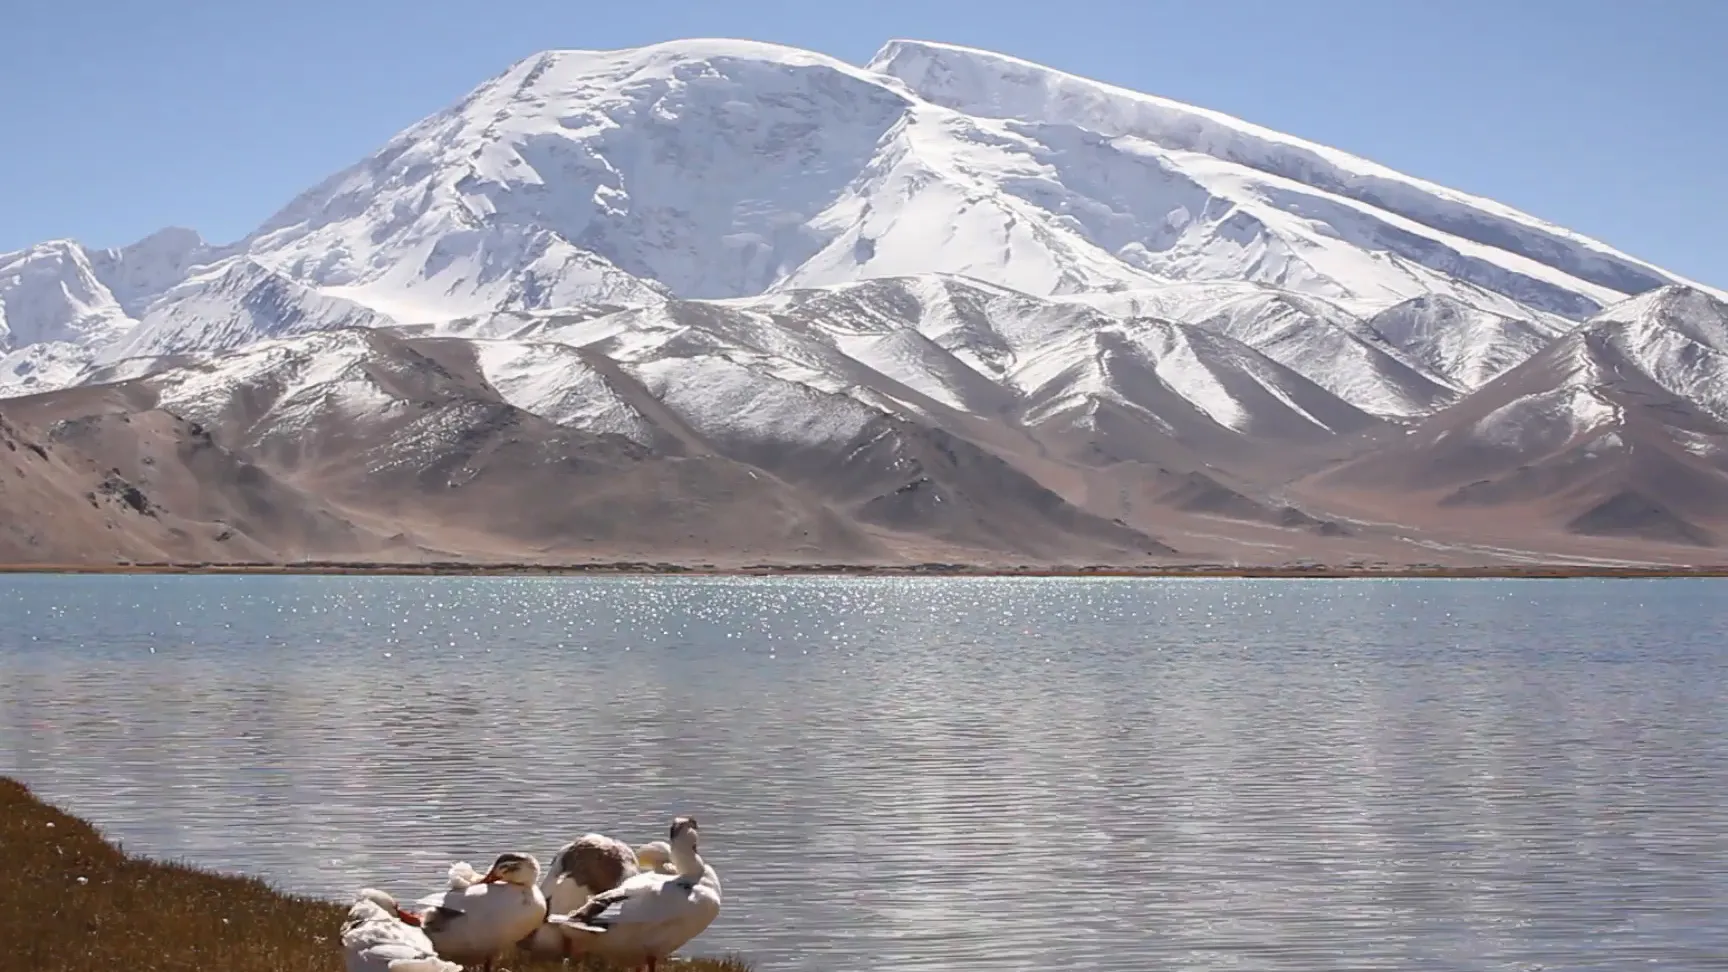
(2, 778, 748, 972)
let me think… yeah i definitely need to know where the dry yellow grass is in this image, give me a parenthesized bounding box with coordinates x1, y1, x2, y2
(2, 777, 750, 972)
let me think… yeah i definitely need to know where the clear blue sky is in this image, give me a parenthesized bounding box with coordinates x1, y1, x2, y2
(5, 0, 1723, 286)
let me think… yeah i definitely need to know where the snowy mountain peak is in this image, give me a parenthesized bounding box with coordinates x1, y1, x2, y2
(221, 35, 1718, 331)
(1591, 284, 1728, 340)
(0, 239, 129, 349)
(1469, 283, 1728, 432)
(107, 226, 207, 265)
(239, 38, 942, 319)
(869, 38, 1714, 317)
(1567, 286, 1728, 420)
(1314, 278, 1728, 555)
(88, 226, 215, 314)
(97, 255, 392, 363)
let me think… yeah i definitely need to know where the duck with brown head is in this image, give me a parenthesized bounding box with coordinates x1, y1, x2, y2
(546, 815, 723, 972)
(521, 831, 644, 959)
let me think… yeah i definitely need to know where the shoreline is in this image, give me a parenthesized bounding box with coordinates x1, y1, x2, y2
(1, 561, 1726, 579)
(3, 776, 749, 972)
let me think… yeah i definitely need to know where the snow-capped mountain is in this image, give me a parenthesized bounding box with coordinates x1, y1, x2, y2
(1, 37, 1723, 564)
(9, 38, 1712, 351)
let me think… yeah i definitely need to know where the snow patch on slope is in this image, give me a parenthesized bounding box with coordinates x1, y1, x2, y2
(471, 340, 655, 442)
(1471, 383, 1617, 453)
(1369, 293, 1568, 390)
(628, 353, 884, 447)
(151, 330, 404, 434)
(1059, 280, 1454, 416)
(0, 342, 97, 398)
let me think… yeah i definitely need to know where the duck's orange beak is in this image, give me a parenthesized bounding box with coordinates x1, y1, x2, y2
(479, 867, 505, 884)
(396, 907, 423, 926)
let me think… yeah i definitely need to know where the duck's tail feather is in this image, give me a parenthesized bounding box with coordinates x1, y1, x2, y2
(445, 861, 484, 890)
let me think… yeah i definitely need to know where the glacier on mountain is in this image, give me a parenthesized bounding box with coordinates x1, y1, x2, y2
(869, 39, 1700, 307)
(5, 35, 1713, 375)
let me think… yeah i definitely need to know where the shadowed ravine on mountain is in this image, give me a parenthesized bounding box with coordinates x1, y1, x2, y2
(2, 38, 1726, 566)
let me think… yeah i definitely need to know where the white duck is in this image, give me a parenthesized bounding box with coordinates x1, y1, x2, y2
(522, 833, 642, 958)
(547, 816, 723, 972)
(414, 852, 547, 972)
(341, 888, 462, 972)
(632, 841, 677, 874)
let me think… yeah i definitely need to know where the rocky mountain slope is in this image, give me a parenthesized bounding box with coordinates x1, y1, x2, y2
(1306, 285, 1728, 549)
(1, 38, 1723, 566)
(0, 327, 1172, 565)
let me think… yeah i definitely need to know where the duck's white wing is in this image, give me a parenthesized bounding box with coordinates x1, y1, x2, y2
(419, 880, 549, 964)
(542, 872, 592, 918)
(620, 877, 710, 928)
(552, 872, 701, 932)
(549, 871, 658, 929)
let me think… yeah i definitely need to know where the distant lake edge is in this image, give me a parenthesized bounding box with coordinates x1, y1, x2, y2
(0, 561, 1725, 579)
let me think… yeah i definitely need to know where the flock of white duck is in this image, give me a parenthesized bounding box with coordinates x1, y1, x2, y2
(342, 815, 722, 972)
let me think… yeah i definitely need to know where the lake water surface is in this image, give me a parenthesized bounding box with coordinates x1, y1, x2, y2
(2, 575, 1726, 971)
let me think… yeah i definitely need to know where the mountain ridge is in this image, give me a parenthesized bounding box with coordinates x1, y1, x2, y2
(868, 38, 1712, 304)
(2, 37, 1723, 566)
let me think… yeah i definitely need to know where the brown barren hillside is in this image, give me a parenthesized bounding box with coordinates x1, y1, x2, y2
(0, 329, 1173, 568)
